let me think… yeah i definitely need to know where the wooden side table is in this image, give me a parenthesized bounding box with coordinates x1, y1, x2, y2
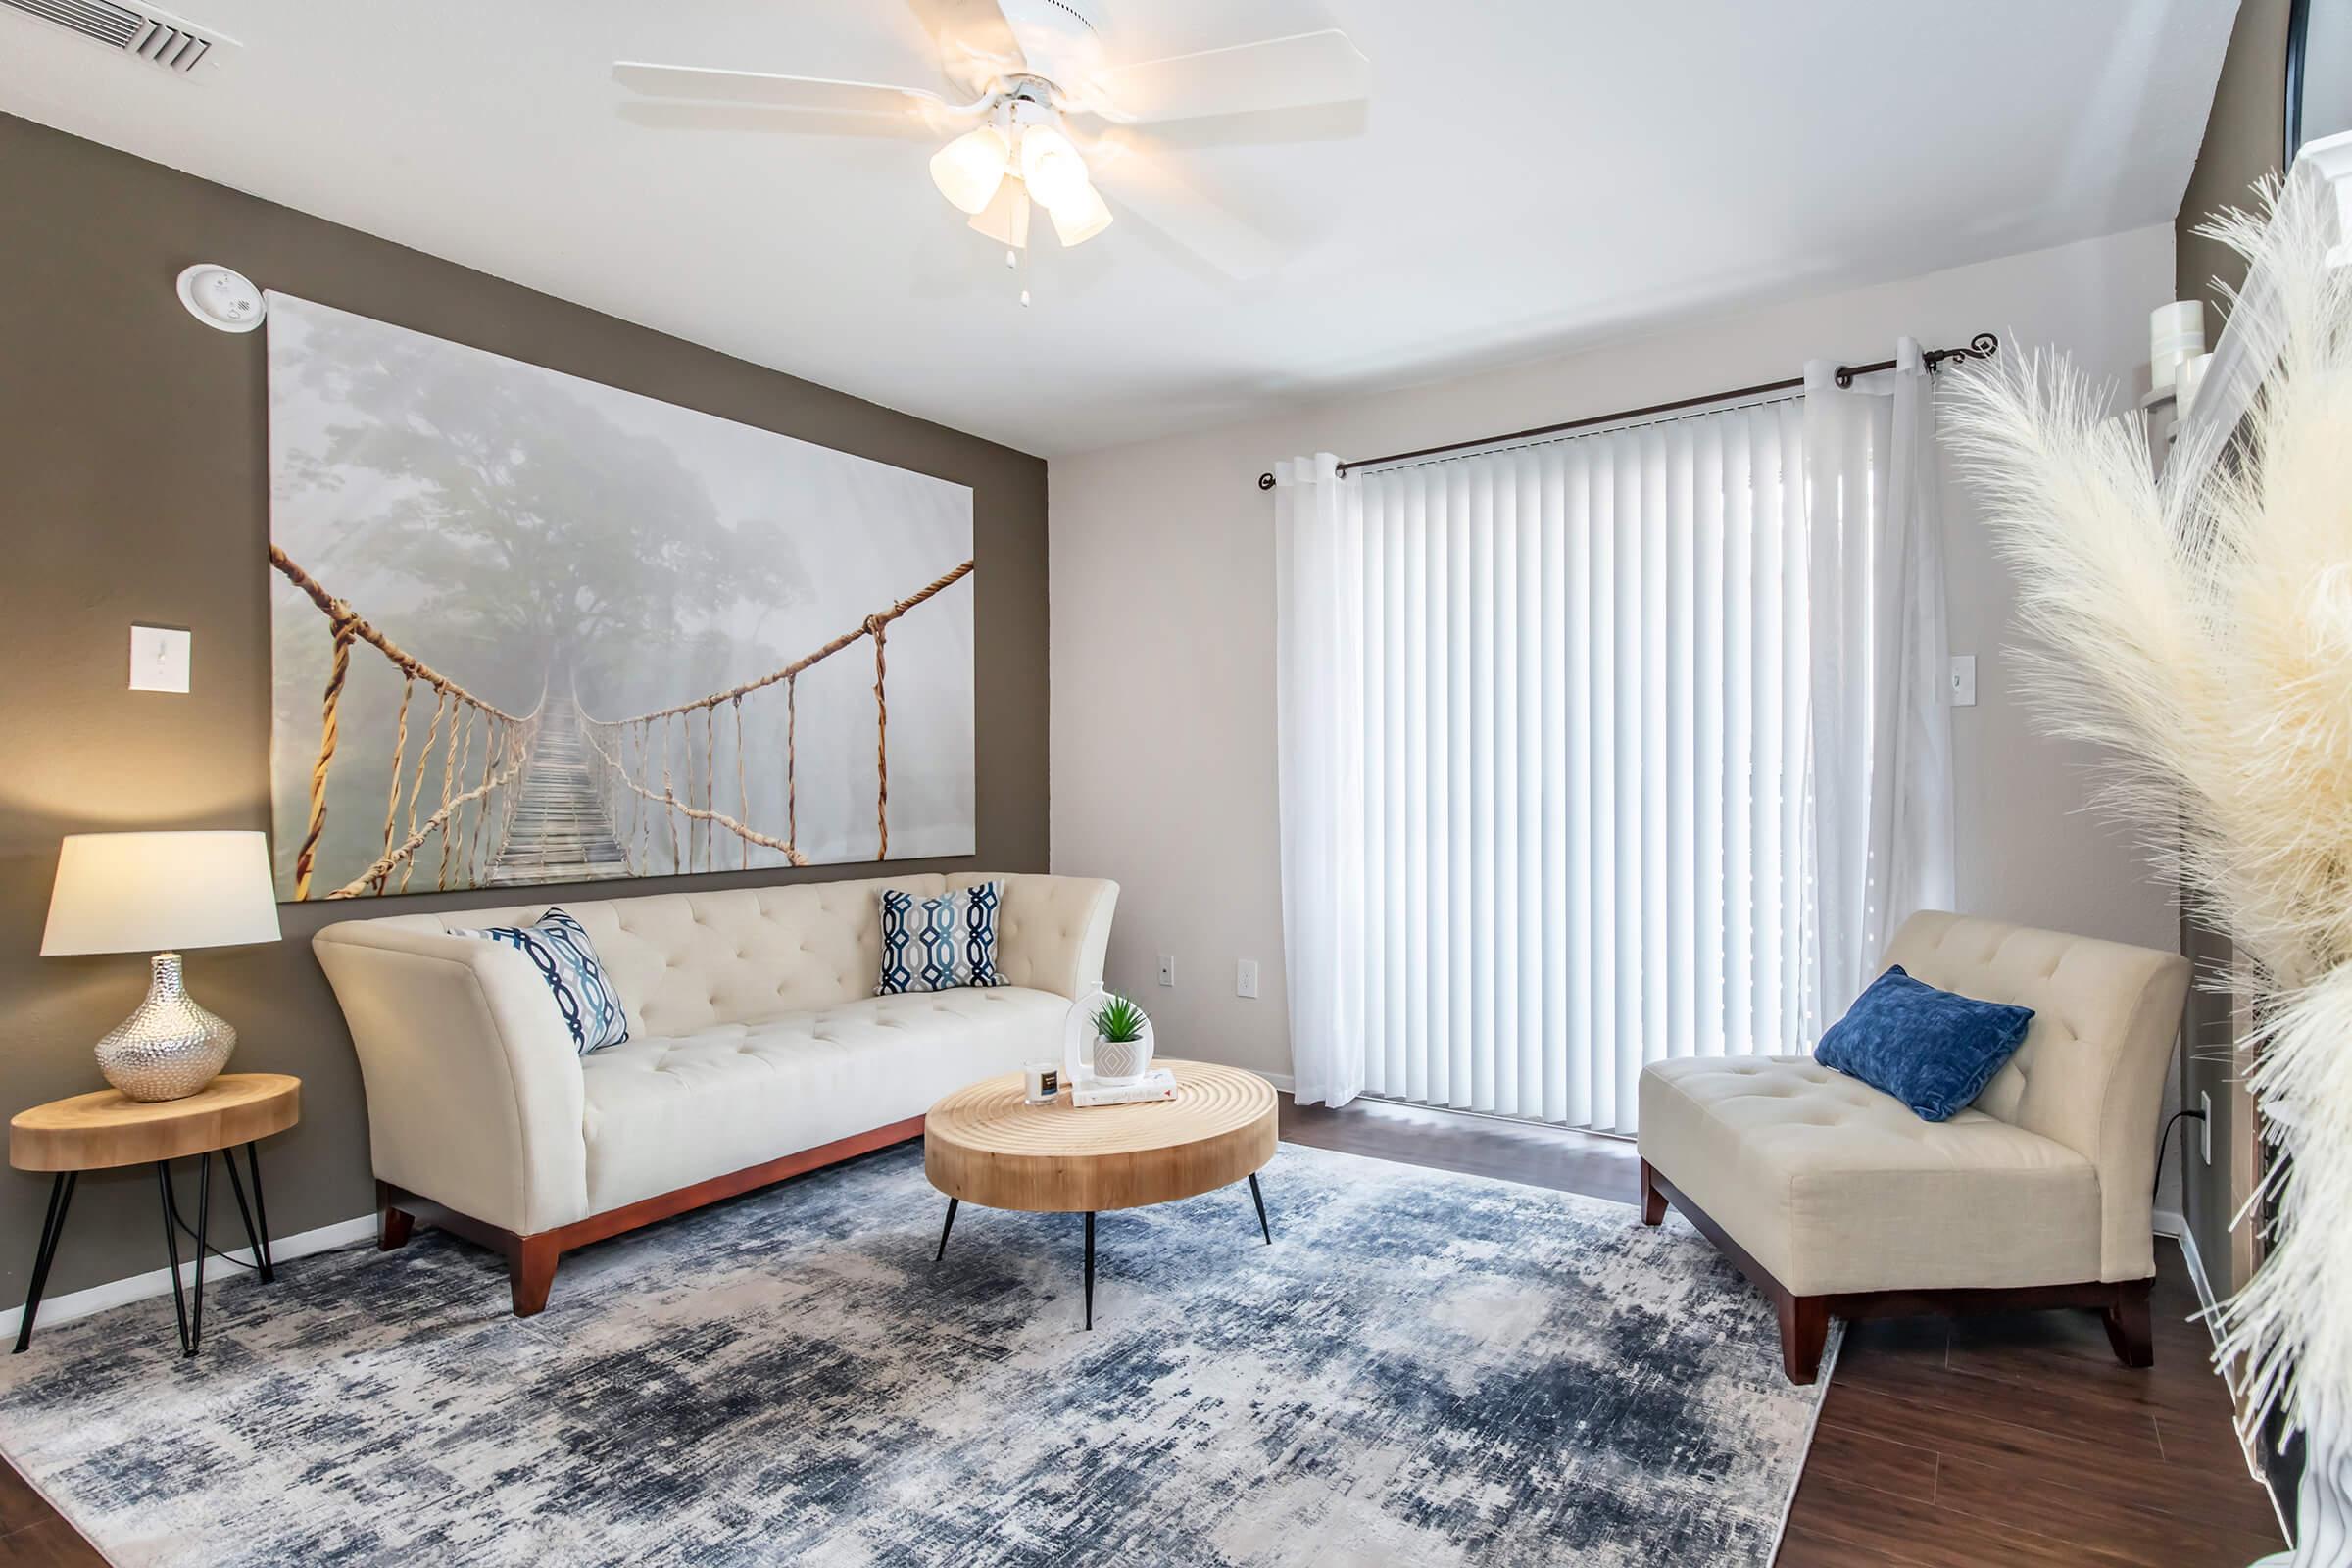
(9, 1072, 299, 1357)
(924, 1059, 1277, 1329)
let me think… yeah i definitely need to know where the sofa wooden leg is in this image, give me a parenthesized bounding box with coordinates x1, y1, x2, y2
(508, 1237, 561, 1318)
(2102, 1277, 2155, 1369)
(1639, 1159, 1667, 1226)
(1777, 1293, 1830, 1385)
(376, 1183, 415, 1251)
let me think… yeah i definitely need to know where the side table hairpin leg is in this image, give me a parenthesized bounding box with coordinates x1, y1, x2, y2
(15, 1141, 278, 1359)
(156, 1155, 212, 1357)
(11, 1172, 78, 1354)
(221, 1143, 274, 1282)
(8, 1074, 300, 1359)
(245, 1144, 273, 1281)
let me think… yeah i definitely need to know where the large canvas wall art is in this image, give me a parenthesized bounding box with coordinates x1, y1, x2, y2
(266, 295, 975, 901)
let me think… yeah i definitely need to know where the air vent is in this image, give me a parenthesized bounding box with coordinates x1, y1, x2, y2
(0, 0, 233, 74)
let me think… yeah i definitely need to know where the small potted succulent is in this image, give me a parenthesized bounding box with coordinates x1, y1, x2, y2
(1089, 993, 1155, 1086)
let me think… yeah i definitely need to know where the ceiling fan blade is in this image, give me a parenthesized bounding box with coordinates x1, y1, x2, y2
(1090, 28, 1369, 123)
(1082, 129, 1281, 280)
(612, 62, 950, 119)
(614, 101, 946, 140)
(899, 0, 1032, 95)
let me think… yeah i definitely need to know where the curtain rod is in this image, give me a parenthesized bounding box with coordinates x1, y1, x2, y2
(1253, 332, 2000, 491)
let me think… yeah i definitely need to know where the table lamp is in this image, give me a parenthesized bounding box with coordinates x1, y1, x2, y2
(40, 831, 282, 1102)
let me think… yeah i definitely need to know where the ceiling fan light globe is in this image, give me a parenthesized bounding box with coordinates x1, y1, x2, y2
(968, 178, 1034, 249)
(1048, 182, 1113, 247)
(929, 124, 1011, 216)
(1017, 124, 1093, 214)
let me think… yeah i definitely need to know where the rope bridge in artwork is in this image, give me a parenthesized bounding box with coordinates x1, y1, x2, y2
(574, 559, 973, 876)
(271, 546, 973, 899)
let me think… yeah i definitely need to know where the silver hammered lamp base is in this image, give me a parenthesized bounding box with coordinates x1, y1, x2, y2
(96, 952, 236, 1102)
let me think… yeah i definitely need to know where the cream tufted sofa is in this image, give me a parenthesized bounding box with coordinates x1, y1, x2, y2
(1637, 910, 2189, 1384)
(314, 871, 1116, 1314)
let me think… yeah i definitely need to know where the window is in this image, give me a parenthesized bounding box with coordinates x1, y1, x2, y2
(1293, 397, 1818, 1130)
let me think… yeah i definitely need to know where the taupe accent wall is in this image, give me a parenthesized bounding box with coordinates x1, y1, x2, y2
(0, 115, 1049, 1303)
(2179, 0, 2289, 328)
(2173, 0, 2287, 1292)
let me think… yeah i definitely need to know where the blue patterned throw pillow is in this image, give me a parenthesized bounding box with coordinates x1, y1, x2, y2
(876, 882, 1004, 996)
(453, 907, 629, 1055)
(1814, 965, 2034, 1122)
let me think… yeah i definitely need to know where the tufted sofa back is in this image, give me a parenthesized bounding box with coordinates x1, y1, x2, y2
(340, 871, 1116, 1039)
(1879, 910, 2189, 1280)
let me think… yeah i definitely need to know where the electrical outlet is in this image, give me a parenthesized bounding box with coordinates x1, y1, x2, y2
(2200, 1091, 2213, 1163)
(1948, 653, 1978, 708)
(1236, 958, 1259, 999)
(1157, 954, 1176, 988)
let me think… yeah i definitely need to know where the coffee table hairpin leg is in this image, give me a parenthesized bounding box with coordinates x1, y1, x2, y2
(934, 1198, 959, 1263)
(1084, 1174, 1266, 1331)
(927, 1169, 1269, 1334)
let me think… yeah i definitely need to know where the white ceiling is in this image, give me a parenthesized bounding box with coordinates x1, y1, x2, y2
(0, 0, 2236, 456)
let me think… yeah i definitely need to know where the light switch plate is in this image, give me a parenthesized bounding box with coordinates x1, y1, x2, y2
(1948, 653, 1978, 708)
(1236, 958, 1259, 999)
(129, 625, 192, 693)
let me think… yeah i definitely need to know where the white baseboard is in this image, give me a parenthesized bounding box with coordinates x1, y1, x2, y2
(2154, 1210, 2293, 1541)
(1258, 1071, 1296, 1094)
(0, 1213, 376, 1339)
(2154, 1208, 2218, 1315)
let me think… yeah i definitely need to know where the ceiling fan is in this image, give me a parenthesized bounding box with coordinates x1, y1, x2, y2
(612, 0, 1371, 286)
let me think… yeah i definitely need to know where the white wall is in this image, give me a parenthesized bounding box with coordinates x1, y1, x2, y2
(1050, 223, 2180, 1095)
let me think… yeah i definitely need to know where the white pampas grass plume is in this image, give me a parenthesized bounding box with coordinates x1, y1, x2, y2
(1941, 169, 2352, 1441)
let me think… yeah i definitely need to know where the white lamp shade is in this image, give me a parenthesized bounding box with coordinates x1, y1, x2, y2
(41, 831, 282, 956)
(1048, 181, 1114, 247)
(929, 125, 1010, 216)
(1018, 125, 1093, 215)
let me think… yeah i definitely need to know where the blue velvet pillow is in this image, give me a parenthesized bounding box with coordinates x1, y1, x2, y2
(1814, 965, 2035, 1121)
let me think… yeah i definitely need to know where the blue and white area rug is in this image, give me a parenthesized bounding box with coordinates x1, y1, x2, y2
(0, 1142, 1833, 1566)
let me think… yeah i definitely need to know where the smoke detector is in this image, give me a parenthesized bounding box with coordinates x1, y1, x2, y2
(0, 0, 237, 75)
(175, 265, 265, 332)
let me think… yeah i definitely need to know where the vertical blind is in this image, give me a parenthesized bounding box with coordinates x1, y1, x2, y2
(1347, 398, 1818, 1131)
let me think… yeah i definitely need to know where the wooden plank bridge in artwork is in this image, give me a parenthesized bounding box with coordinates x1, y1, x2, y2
(270, 544, 974, 900)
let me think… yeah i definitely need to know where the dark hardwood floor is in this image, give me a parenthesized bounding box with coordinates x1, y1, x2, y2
(1280, 1095, 2287, 1566)
(0, 1464, 96, 1567)
(0, 1098, 2283, 1566)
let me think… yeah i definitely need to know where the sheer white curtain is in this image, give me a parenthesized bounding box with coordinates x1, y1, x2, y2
(1802, 341, 1957, 1021)
(1275, 398, 1814, 1126)
(1273, 454, 1368, 1107)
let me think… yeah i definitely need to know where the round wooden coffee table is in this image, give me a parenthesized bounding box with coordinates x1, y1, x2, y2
(924, 1058, 1277, 1329)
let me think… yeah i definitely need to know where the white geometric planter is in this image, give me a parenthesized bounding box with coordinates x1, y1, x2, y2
(2254, 1422, 2350, 1567)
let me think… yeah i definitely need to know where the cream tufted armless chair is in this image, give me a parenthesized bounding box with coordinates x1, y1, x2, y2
(1636, 910, 2190, 1384)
